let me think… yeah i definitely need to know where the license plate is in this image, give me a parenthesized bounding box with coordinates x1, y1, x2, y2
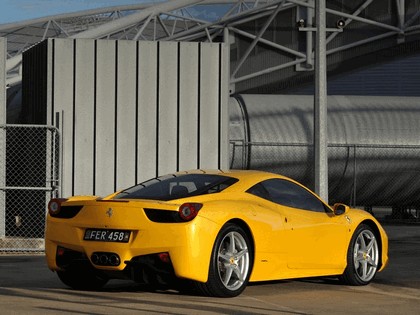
(84, 229, 130, 243)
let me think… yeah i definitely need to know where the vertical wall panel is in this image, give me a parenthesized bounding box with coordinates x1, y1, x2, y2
(46, 38, 53, 126)
(137, 41, 157, 182)
(179, 42, 199, 170)
(199, 43, 220, 169)
(74, 39, 95, 195)
(35, 39, 228, 196)
(52, 39, 74, 197)
(116, 41, 137, 190)
(219, 43, 230, 169)
(22, 41, 48, 124)
(95, 40, 116, 196)
(158, 42, 178, 176)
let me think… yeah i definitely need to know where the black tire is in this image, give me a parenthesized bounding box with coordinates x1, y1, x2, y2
(195, 223, 253, 297)
(57, 264, 108, 290)
(341, 224, 379, 285)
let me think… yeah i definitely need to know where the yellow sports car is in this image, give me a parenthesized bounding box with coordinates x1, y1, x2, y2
(45, 170, 388, 297)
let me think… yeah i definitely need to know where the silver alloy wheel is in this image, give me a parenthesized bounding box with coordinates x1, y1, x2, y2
(217, 231, 250, 291)
(353, 229, 379, 282)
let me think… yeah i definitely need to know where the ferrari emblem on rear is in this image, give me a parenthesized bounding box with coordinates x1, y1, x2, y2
(106, 208, 113, 218)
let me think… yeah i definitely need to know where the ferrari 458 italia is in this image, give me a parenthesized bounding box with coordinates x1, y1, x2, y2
(45, 170, 388, 297)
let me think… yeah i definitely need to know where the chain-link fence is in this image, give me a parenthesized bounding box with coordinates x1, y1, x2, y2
(230, 141, 420, 222)
(0, 124, 60, 253)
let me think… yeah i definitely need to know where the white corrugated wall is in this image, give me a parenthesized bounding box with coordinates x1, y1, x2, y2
(43, 38, 228, 197)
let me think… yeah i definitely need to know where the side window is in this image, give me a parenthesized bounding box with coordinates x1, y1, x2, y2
(249, 179, 327, 213)
(247, 183, 270, 200)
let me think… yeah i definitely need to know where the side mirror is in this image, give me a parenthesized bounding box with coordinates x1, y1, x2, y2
(333, 203, 349, 215)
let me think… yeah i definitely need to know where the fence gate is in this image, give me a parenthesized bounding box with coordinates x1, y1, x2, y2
(0, 124, 60, 253)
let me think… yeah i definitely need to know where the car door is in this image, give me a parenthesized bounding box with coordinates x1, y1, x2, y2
(260, 179, 350, 270)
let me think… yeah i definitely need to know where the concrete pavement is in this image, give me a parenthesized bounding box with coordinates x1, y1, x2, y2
(0, 224, 419, 314)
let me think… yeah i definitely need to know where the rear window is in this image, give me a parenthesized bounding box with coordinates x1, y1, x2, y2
(114, 174, 238, 201)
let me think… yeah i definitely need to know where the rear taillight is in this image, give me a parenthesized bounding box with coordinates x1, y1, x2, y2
(48, 198, 68, 216)
(158, 252, 171, 263)
(178, 203, 202, 221)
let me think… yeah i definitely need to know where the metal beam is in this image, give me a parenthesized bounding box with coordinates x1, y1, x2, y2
(325, 0, 374, 45)
(231, 3, 284, 78)
(4, 0, 420, 89)
(231, 58, 306, 83)
(71, 0, 205, 39)
(229, 27, 306, 58)
(166, 0, 290, 41)
(133, 13, 154, 40)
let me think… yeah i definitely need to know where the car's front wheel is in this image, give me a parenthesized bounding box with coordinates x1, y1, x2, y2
(341, 224, 379, 285)
(196, 223, 253, 297)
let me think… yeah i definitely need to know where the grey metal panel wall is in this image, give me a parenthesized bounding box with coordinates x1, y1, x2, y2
(42, 39, 227, 197)
(219, 42, 230, 169)
(179, 42, 199, 170)
(158, 42, 178, 175)
(51, 39, 74, 197)
(74, 39, 95, 195)
(95, 40, 116, 196)
(116, 40, 137, 191)
(137, 41, 157, 182)
(200, 43, 221, 169)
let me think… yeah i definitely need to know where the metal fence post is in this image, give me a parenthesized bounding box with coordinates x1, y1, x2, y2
(0, 125, 5, 238)
(0, 38, 7, 238)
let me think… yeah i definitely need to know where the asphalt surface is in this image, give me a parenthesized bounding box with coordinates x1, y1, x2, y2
(1, 224, 419, 314)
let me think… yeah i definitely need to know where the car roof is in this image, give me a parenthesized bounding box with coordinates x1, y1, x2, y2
(175, 169, 289, 185)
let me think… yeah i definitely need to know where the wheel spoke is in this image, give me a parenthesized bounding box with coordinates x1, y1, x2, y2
(229, 232, 235, 253)
(361, 260, 368, 278)
(354, 259, 360, 270)
(359, 234, 367, 250)
(233, 265, 244, 282)
(366, 257, 377, 268)
(219, 253, 231, 262)
(366, 237, 375, 252)
(236, 248, 248, 259)
(223, 266, 234, 285)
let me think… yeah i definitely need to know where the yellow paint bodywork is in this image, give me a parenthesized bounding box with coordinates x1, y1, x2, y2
(45, 170, 388, 283)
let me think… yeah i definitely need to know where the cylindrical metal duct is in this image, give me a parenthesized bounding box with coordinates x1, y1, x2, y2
(229, 94, 420, 207)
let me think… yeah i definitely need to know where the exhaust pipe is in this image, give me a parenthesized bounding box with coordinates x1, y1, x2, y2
(91, 253, 100, 264)
(99, 254, 108, 265)
(108, 254, 120, 266)
(91, 252, 121, 266)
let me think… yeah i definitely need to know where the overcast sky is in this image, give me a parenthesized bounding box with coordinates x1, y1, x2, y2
(0, 0, 162, 24)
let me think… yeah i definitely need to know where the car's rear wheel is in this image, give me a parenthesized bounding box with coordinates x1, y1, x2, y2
(341, 224, 379, 285)
(57, 264, 108, 290)
(196, 223, 253, 297)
